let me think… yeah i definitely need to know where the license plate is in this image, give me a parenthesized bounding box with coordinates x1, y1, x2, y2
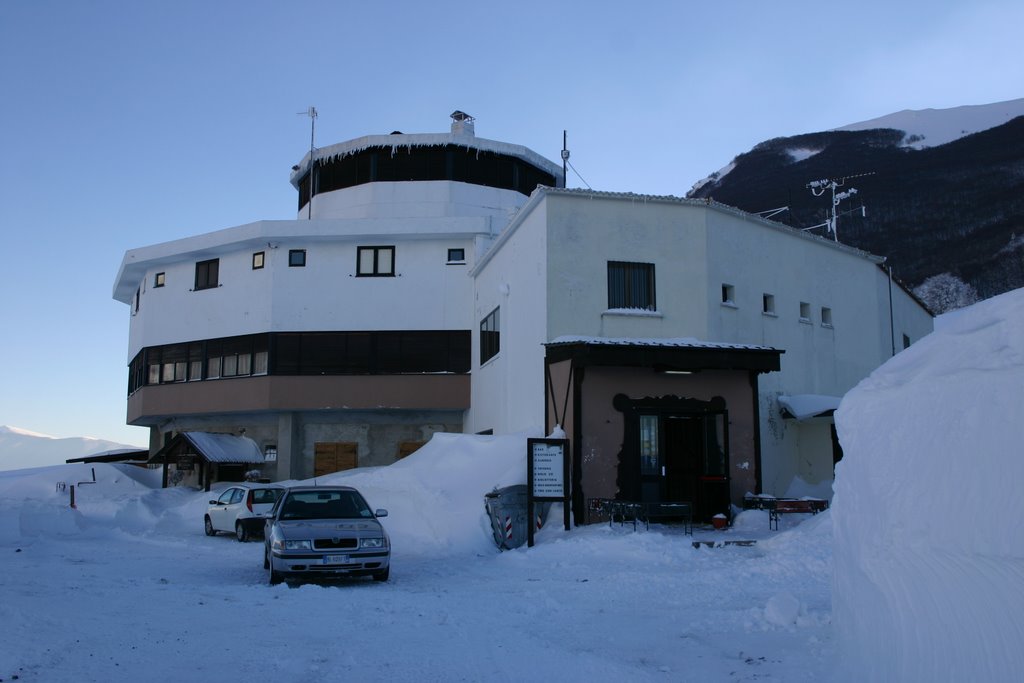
(324, 555, 349, 565)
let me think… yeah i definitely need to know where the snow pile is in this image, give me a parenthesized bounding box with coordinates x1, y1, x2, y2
(0, 432, 537, 555)
(300, 430, 538, 557)
(0, 430, 843, 679)
(832, 287, 1024, 681)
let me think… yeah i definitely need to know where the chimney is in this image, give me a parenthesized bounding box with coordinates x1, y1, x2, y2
(450, 110, 475, 137)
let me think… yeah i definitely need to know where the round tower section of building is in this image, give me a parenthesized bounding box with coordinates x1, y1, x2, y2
(290, 111, 562, 221)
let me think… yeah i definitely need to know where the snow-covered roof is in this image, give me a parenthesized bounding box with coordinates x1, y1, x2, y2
(289, 131, 563, 188)
(777, 394, 842, 420)
(547, 336, 778, 352)
(182, 432, 264, 464)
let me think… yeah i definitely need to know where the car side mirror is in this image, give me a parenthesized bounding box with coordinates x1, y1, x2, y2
(375, 509, 388, 518)
(208, 500, 218, 505)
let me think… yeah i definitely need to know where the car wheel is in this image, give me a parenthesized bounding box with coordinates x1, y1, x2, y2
(269, 563, 283, 586)
(373, 566, 390, 582)
(204, 516, 216, 536)
(235, 522, 249, 543)
(263, 546, 270, 569)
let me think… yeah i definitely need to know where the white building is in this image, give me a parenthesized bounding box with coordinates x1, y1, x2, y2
(467, 188, 932, 519)
(113, 113, 932, 518)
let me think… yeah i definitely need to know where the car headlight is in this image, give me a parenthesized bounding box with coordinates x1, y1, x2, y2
(361, 537, 384, 549)
(283, 540, 311, 550)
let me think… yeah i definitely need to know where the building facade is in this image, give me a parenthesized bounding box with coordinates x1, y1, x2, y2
(114, 113, 932, 518)
(113, 113, 561, 482)
(466, 189, 933, 518)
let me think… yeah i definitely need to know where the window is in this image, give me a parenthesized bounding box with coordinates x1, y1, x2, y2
(264, 445, 278, 462)
(607, 261, 656, 311)
(447, 248, 466, 264)
(721, 284, 735, 306)
(821, 306, 833, 327)
(133, 288, 140, 314)
(480, 307, 500, 364)
(799, 302, 811, 322)
(288, 249, 306, 267)
(154, 272, 165, 288)
(357, 246, 395, 276)
(762, 293, 776, 315)
(252, 252, 265, 270)
(194, 258, 219, 291)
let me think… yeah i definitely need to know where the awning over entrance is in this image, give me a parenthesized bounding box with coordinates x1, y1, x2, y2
(544, 336, 784, 525)
(149, 432, 265, 490)
(545, 336, 783, 373)
(778, 394, 842, 421)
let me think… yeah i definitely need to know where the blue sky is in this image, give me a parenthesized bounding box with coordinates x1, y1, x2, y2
(1, 0, 1021, 445)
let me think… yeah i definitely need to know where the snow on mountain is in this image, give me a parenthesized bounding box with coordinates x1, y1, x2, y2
(690, 98, 1024, 194)
(0, 425, 142, 472)
(835, 97, 1024, 149)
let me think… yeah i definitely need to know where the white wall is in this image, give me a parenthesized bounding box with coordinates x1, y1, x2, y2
(466, 192, 933, 497)
(126, 221, 484, 356)
(545, 195, 711, 340)
(466, 199, 551, 435)
(309, 181, 528, 222)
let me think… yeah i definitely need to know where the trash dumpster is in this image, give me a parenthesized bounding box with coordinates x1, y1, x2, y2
(485, 485, 551, 550)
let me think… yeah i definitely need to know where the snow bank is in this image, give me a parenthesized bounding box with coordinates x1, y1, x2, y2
(300, 431, 536, 557)
(0, 432, 537, 557)
(832, 287, 1024, 681)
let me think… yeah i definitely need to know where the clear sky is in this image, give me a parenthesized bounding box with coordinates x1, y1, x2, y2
(1, 0, 1021, 446)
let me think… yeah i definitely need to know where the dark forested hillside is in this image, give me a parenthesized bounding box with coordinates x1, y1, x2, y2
(688, 117, 1024, 299)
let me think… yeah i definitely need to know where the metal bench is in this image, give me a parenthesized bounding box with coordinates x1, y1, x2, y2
(586, 498, 692, 535)
(767, 498, 828, 530)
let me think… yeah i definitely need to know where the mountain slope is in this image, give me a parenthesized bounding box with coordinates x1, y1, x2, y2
(688, 100, 1024, 300)
(0, 425, 142, 471)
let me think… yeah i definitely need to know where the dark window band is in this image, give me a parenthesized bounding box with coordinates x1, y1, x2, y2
(128, 330, 470, 396)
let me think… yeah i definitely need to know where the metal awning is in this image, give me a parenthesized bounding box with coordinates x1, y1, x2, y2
(148, 432, 264, 465)
(778, 394, 842, 421)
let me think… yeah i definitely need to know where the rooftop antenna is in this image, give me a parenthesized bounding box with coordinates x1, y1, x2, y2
(298, 106, 318, 219)
(755, 206, 789, 220)
(561, 130, 569, 188)
(560, 131, 591, 189)
(804, 172, 873, 241)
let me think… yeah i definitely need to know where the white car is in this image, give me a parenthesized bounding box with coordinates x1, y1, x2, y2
(204, 483, 284, 542)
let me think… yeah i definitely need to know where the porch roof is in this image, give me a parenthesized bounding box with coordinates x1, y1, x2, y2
(545, 336, 782, 373)
(148, 432, 264, 465)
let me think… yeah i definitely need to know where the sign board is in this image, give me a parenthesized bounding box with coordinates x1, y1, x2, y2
(527, 437, 570, 547)
(530, 441, 566, 497)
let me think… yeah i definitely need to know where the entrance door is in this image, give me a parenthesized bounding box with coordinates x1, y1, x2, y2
(639, 412, 730, 521)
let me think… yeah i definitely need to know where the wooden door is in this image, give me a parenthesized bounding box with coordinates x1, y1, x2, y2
(314, 442, 358, 476)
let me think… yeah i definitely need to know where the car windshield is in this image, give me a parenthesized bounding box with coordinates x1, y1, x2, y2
(279, 491, 372, 520)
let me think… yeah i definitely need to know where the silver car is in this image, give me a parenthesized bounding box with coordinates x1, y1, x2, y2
(263, 486, 390, 584)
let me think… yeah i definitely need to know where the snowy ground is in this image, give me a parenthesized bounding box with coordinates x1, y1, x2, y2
(1, 444, 835, 683)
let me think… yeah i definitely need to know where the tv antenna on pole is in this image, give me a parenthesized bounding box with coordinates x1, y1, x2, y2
(803, 172, 873, 241)
(298, 106, 318, 219)
(561, 130, 570, 188)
